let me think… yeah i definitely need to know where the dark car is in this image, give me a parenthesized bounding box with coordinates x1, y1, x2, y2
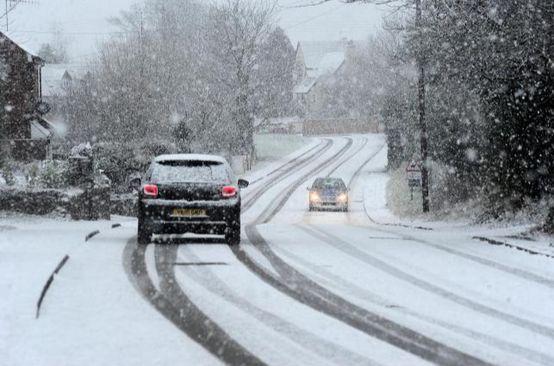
(134, 154, 249, 245)
(308, 177, 349, 212)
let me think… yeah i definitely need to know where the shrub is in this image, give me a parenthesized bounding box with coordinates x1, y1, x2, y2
(37, 160, 69, 188)
(93, 143, 137, 190)
(0, 161, 16, 186)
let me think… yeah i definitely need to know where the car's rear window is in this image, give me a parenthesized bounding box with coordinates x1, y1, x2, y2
(151, 160, 230, 183)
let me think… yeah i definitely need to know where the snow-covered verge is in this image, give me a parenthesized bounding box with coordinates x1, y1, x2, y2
(366, 145, 554, 256)
(385, 161, 554, 235)
(0, 217, 220, 366)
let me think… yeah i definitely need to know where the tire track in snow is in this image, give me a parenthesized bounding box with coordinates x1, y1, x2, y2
(176, 245, 382, 366)
(123, 239, 267, 366)
(344, 145, 554, 290)
(241, 225, 491, 366)
(302, 225, 554, 341)
(359, 195, 554, 290)
(272, 240, 554, 366)
(231, 137, 490, 366)
(325, 136, 369, 178)
(123, 137, 341, 365)
(254, 137, 353, 224)
(246, 139, 326, 187)
(242, 138, 333, 212)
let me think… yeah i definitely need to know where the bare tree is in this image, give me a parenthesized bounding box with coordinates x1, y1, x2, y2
(63, 0, 281, 161)
(207, 0, 276, 159)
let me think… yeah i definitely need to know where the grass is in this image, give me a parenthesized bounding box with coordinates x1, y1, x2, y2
(254, 134, 309, 161)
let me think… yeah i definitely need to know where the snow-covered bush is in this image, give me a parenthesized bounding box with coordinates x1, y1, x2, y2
(70, 142, 92, 158)
(136, 141, 174, 168)
(0, 161, 16, 186)
(1, 159, 70, 190)
(110, 193, 138, 217)
(386, 160, 483, 219)
(544, 207, 554, 234)
(37, 160, 69, 188)
(93, 143, 137, 191)
(0, 188, 69, 215)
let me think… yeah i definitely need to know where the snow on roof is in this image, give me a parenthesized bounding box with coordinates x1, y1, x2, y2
(154, 154, 228, 164)
(41, 63, 89, 97)
(294, 41, 347, 94)
(30, 119, 52, 139)
(293, 76, 318, 94)
(0, 30, 40, 59)
(316, 52, 345, 76)
(300, 41, 344, 70)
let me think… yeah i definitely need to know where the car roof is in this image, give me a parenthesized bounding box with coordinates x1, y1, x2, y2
(154, 154, 228, 164)
(315, 177, 345, 182)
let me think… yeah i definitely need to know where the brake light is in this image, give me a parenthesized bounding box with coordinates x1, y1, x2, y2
(221, 185, 237, 198)
(143, 184, 158, 197)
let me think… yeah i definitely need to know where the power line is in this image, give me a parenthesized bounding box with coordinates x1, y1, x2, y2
(282, 4, 342, 29)
(7, 29, 132, 36)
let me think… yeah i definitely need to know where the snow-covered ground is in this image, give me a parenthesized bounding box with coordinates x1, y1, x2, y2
(1, 134, 553, 366)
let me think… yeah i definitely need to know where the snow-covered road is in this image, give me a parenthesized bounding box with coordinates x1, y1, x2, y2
(2, 134, 554, 366)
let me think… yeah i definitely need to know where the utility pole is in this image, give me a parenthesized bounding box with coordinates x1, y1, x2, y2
(5, 0, 9, 31)
(3, 1, 38, 32)
(290, 0, 432, 212)
(415, 0, 430, 213)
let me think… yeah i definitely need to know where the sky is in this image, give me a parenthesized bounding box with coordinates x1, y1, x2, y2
(2, 0, 388, 61)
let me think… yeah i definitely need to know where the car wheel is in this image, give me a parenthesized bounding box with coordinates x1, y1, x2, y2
(137, 218, 153, 245)
(225, 215, 241, 246)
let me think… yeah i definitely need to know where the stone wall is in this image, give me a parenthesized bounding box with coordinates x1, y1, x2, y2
(0, 188, 73, 215)
(110, 194, 138, 217)
(302, 118, 380, 136)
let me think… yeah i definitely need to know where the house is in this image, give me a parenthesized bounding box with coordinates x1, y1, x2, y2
(41, 63, 90, 121)
(254, 116, 303, 134)
(0, 31, 54, 160)
(292, 40, 353, 117)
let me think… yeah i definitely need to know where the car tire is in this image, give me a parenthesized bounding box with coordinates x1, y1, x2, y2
(137, 218, 153, 245)
(226, 215, 241, 246)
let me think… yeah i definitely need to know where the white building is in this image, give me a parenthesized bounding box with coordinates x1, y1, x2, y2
(292, 40, 354, 117)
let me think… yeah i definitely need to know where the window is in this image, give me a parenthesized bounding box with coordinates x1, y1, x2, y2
(151, 160, 230, 183)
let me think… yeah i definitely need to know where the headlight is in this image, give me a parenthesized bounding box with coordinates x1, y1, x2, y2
(337, 193, 348, 202)
(309, 192, 320, 202)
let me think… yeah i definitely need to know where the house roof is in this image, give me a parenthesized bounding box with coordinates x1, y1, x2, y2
(294, 41, 347, 94)
(0, 30, 41, 62)
(41, 63, 89, 97)
(30, 117, 56, 139)
(316, 52, 345, 76)
(293, 76, 318, 94)
(300, 41, 344, 71)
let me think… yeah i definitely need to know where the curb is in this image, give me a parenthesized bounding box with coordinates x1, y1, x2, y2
(473, 236, 554, 259)
(35, 222, 123, 318)
(36, 255, 70, 319)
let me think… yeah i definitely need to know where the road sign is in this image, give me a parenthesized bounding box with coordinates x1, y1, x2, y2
(406, 161, 422, 199)
(406, 160, 421, 172)
(406, 161, 422, 183)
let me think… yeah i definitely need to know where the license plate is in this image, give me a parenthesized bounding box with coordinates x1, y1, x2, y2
(172, 208, 206, 217)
